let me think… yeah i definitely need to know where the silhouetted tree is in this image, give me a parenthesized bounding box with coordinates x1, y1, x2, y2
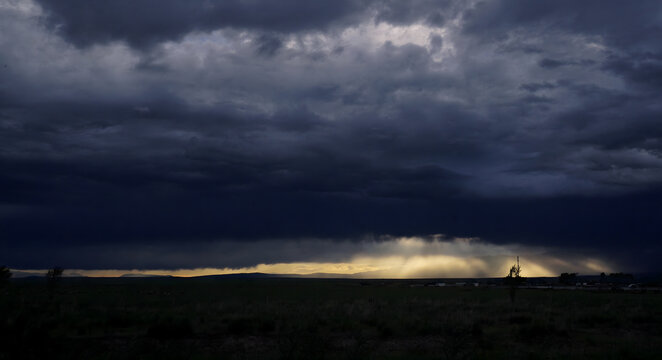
(558, 272, 577, 285)
(504, 257, 525, 302)
(0, 265, 11, 286)
(46, 267, 64, 284)
(504, 256, 525, 286)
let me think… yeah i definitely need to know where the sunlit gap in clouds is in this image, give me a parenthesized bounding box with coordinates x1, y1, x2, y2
(16, 236, 614, 278)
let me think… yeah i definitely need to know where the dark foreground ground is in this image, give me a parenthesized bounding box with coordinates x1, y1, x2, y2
(1, 278, 661, 359)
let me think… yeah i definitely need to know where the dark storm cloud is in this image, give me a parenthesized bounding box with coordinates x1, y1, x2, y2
(538, 58, 595, 69)
(519, 82, 556, 92)
(602, 53, 662, 89)
(462, 0, 662, 49)
(36, 0, 464, 50)
(2, 0, 662, 271)
(254, 34, 284, 57)
(36, 0, 365, 49)
(372, 0, 453, 27)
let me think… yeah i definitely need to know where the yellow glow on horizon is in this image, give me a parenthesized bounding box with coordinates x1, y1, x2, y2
(34, 262, 388, 278)
(13, 237, 615, 279)
(15, 256, 589, 279)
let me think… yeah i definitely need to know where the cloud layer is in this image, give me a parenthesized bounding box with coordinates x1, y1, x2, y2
(1, 0, 662, 272)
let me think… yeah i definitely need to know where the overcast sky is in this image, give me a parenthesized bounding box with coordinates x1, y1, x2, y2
(1, 0, 662, 276)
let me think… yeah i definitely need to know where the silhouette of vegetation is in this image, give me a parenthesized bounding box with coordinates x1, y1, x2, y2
(504, 257, 525, 302)
(0, 266, 11, 286)
(46, 267, 64, 287)
(559, 272, 578, 285)
(504, 257, 525, 285)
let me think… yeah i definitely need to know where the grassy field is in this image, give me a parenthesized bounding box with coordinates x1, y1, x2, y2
(1, 278, 661, 359)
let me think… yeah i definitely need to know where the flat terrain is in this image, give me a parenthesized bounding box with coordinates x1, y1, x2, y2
(1, 278, 661, 359)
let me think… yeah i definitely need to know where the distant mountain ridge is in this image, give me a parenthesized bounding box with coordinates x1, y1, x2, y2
(191, 272, 281, 279)
(120, 273, 173, 278)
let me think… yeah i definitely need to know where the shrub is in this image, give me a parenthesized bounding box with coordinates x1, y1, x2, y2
(559, 273, 577, 285)
(0, 266, 11, 286)
(46, 267, 64, 282)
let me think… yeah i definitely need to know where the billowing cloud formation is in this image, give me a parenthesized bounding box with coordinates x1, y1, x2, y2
(37, 0, 365, 48)
(1, 0, 662, 272)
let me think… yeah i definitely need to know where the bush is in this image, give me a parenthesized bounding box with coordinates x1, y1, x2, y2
(46, 267, 64, 282)
(0, 266, 11, 286)
(559, 273, 577, 285)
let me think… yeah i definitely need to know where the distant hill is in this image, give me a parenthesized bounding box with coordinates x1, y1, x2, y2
(10, 270, 44, 278)
(192, 272, 281, 279)
(120, 273, 172, 278)
(192, 272, 382, 279)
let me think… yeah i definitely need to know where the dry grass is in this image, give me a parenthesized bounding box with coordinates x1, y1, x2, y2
(1, 278, 661, 359)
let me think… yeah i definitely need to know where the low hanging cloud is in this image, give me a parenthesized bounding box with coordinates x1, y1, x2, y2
(1, 0, 662, 272)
